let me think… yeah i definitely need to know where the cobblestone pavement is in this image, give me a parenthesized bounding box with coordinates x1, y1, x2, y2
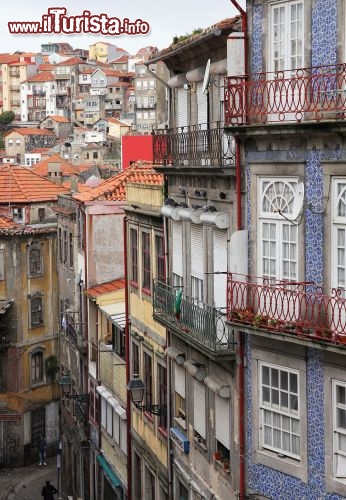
(0, 458, 62, 500)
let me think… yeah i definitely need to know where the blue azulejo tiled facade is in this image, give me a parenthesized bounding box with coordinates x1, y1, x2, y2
(246, 335, 346, 500)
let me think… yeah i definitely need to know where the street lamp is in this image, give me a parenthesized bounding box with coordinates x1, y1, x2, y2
(59, 376, 88, 409)
(127, 374, 166, 416)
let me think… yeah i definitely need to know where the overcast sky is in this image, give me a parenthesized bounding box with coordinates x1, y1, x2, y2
(1, 0, 244, 56)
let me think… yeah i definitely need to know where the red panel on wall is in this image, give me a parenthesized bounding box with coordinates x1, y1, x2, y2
(121, 135, 153, 169)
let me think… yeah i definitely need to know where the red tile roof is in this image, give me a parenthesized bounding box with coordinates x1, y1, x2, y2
(111, 55, 129, 63)
(85, 278, 125, 298)
(44, 115, 70, 123)
(4, 128, 55, 137)
(26, 72, 55, 82)
(0, 216, 21, 230)
(73, 162, 163, 202)
(38, 63, 55, 71)
(56, 57, 85, 66)
(32, 154, 81, 176)
(0, 54, 19, 64)
(0, 165, 69, 202)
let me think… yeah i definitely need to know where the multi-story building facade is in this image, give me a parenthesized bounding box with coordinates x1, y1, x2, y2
(4, 128, 56, 164)
(148, 16, 242, 500)
(0, 166, 69, 467)
(89, 43, 129, 65)
(224, 0, 346, 498)
(134, 59, 169, 132)
(124, 167, 168, 500)
(1, 53, 42, 118)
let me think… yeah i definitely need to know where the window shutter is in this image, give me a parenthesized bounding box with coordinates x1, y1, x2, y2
(193, 379, 206, 439)
(213, 229, 228, 308)
(172, 221, 183, 278)
(121, 419, 127, 454)
(177, 87, 188, 128)
(196, 81, 208, 126)
(175, 364, 185, 398)
(190, 224, 204, 279)
(113, 412, 120, 445)
(106, 403, 112, 435)
(215, 394, 230, 448)
(101, 397, 106, 428)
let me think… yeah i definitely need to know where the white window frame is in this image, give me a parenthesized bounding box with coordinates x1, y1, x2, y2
(258, 177, 299, 281)
(331, 178, 346, 293)
(333, 380, 346, 479)
(259, 361, 300, 460)
(269, 0, 304, 73)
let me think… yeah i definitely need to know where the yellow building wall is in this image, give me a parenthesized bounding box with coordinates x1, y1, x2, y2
(131, 409, 168, 467)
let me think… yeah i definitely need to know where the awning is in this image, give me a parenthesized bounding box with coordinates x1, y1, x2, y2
(97, 454, 121, 489)
(99, 302, 126, 329)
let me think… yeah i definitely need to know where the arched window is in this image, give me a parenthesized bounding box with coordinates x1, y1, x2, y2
(28, 244, 43, 277)
(31, 350, 44, 384)
(29, 293, 44, 328)
(258, 178, 299, 281)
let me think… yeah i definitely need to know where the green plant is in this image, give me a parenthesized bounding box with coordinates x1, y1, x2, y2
(252, 315, 264, 328)
(45, 355, 59, 382)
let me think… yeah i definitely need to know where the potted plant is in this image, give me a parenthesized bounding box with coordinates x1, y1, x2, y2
(213, 450, 222, 461)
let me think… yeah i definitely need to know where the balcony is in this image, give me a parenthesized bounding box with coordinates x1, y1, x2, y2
(153, 280, 236, 359)
(153, 122, 235, 167)
(227, 273, 346, 346)
(224, 63, 346, 126)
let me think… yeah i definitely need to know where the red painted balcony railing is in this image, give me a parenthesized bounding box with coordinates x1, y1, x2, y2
(227, 273, 346, 345)
(224, 63, 346, 126)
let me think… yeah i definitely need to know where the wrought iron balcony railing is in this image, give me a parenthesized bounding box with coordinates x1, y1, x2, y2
(153, 280, 236, 356)
(224, 63, 346, 126)
(227, 273, 346, 345)
(152, 122, 235, 167)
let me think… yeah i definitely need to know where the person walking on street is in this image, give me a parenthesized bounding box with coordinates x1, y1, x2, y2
(38, 434, 47, 465)
(41, 480, 57, 500)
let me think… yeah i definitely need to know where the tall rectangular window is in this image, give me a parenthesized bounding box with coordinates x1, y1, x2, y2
(270, 1, 303, 72)
(143, 352, 153, 410)
(31, 351, 43, 384)
(30, 295, 43, 328)
(0, 249, 4, 280)
(333, 380, 346, 478)
(142, 232, 151, 293)
(130, 228, 138, 286)
(155, 234, 165, 282)
(132, 341, 140, 376)
(31, 408, 45, 447)
(157, 363, 167, 430)
(260, 362, 300, 459)
(69, 232, 73, 267)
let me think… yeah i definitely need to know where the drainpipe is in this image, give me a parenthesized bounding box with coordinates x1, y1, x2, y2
(229, 3, 247, 500)
(123, 216, 132, 500)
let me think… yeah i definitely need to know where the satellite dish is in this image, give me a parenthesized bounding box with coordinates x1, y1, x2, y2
(202, 59, 211, 94)
(291, 182, 305, 219)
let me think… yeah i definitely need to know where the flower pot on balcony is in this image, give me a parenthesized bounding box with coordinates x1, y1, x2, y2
(213, 451, 222, 461)
(223, 459, 230, 472)
(338, 334, 346, 344)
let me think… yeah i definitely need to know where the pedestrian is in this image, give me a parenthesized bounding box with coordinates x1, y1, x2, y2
(41, 480, 57, 500)
(37, 434, 47, 465)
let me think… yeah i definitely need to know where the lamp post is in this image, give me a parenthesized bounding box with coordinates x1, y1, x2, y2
(57, 439, 62, 500)
(127, 374, 167, 416)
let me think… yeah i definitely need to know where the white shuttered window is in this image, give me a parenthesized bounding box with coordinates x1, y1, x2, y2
(193, 379, 206, 439)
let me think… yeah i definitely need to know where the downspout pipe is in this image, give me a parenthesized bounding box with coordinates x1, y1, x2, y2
(229, 2, 247, 500)
(124, 216, 132, 500)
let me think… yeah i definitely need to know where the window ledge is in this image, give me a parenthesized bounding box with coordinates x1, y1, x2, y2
(173, 416, 187, 431)
(193, 435, 207, 452)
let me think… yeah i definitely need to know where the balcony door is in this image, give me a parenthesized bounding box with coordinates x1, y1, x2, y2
(268, 1, 304, 121)
(258, 178, 299, 320)
(331, 178, 346, 331)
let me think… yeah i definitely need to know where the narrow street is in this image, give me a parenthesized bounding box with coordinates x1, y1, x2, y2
(0, 459, 59, 500)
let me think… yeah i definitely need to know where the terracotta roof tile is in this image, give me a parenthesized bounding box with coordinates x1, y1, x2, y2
(32, 154, 81, 176)
(46, 115, 70, 123)
(55, 57, 85, 66)
(0, 165, 69, 202)
(4, 128, 55, 137)
(85, 278, 125, 298)
(0, 54, 19, 64)
(73, 162, 163, 202)
(26, 72, 55, 83)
